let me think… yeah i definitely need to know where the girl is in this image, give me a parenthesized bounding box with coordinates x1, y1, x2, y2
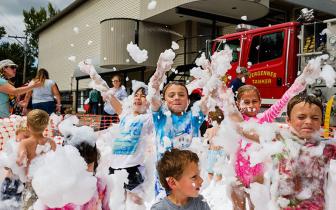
(22, 68, 61, 115)
(104, 81, 152, 207)
(204, 106, 225, 182)
(232, 65, 312, 209)
(46, 141, 110, 210)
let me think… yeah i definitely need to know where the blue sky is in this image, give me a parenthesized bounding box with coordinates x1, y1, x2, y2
(0, 0, 74, 41)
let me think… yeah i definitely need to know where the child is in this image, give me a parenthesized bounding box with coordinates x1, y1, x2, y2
(204, 106, 225, 182)
(232, 65, 312, 209)
(150, 81, 207, 153)
(273, 93, 336, 209)
(16, 109, 56, 210)
(46, 141, 110, 210)
(0, 127, 29, 201)
(104, 81, 152, 206)
(151, 149, 210, 210)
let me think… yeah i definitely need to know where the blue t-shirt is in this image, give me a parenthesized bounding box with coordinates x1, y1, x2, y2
(153, 106, 205, 155)
(0, 78, 10, 118)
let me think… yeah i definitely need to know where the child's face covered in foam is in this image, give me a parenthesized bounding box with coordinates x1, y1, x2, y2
(164, 84, 189, 115)
(237, 90, 261, 117)
(287, 102, 322, 140)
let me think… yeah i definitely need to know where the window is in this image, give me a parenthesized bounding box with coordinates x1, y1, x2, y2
(214, 39, 240, 62)
(248, 31, 284, 64)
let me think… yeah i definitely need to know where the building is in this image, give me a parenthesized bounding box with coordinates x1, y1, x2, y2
(36, 0, 335, 111)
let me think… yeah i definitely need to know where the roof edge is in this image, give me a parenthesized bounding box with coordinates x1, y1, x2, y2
(35, 0, 87, 34)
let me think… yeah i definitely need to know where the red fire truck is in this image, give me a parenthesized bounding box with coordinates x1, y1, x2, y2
(210, 18, 336, 127)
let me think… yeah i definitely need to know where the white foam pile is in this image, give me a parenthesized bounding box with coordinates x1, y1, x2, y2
(29, 145, 97, 208)
(126, 41, 148, 64)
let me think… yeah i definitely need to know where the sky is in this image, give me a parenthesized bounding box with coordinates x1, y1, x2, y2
(0, 0, 74, 42)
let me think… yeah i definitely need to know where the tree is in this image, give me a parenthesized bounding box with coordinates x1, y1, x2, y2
(0, 42, 36, 85)
(0, 26, 6, 40)
(23, 2, 59, 58)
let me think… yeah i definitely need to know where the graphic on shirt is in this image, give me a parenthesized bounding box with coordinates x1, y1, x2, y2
(172, 123, 192, 149)
(112, 118, 144, 155)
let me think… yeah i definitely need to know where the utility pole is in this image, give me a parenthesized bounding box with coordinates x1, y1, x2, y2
(7, 35, 28, 84)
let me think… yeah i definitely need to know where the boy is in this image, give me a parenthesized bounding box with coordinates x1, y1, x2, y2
(16, 109, 56, 210)
(273, 93, 336, 209)
(151, 149, 210, 210)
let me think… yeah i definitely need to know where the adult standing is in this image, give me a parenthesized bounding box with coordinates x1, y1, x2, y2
(101, 75, 127, 129)
(23, 68, 61, 115)
(229, 67, 249, 96)
(88, 89, 100, 115)
(0, 59, 41, 118)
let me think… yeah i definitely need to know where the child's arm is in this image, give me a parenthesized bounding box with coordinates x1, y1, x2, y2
(148, 50, 175, 112)
(260, 64, 313, 123)
(16, 142, 27, 167)
(102, 93, 123, 115)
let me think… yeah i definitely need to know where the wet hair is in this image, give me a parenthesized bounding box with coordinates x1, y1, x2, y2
(157, 148, 199, 191)
(236, 85, 261, 101)
(75, 142, 100, 172)
(134, 87, 147, 96)
(162, 81, 188, 99)
(208, 106, 224, 125)
(35, 68, 50, 85)
(287, 93, 323, 119)
(27, 109, 49, 133)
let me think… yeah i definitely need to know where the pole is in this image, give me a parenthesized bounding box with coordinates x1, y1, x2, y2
(7, 35, 28, 84)
(23, 37, 27, 83)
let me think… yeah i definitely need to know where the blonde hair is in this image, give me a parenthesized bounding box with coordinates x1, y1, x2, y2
(34, 68, 49, 85)
(16, 126, 29, 135)
(236, 85, 261, 101)
(27, 109, 49, 133)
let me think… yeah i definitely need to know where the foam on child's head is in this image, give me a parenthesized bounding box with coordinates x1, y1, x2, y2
(27, 109, 49, 133)
(157, 148, 199, 191)
(236, 85, 260, 101)
(287, 93, 323, 118)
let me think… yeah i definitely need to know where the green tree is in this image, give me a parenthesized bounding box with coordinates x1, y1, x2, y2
(0, 42, 35, 85)
(23, 2, 59, 58)
(0, 26, 6, 40)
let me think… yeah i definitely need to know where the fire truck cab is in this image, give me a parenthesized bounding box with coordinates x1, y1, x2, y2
(210, 19, 336, 128)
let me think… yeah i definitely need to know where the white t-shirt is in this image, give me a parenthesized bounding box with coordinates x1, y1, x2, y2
(32, 79, 55, 104)
(110, 112, 152, 168)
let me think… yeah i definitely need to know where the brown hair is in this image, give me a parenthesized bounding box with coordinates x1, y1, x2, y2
(75, 142, 100, 172)
(27, 109, 49, 133)
(157, 149, 199, 191)
(35, 68, 49, 85)
(287, 93, 323, 119)
(208, 106, 224, 125)
(236, 85, 261, 101)
(162, 81, 188, 99)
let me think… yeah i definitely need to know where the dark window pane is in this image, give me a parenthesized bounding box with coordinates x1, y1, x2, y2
(249, 36, 260, 65)
(259, 32, 284, 62)
(214, 39, 240, 62)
